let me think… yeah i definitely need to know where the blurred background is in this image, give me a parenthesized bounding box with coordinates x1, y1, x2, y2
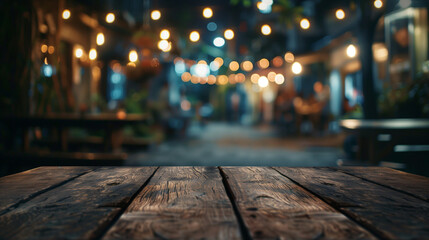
(1, 0, 428, 176)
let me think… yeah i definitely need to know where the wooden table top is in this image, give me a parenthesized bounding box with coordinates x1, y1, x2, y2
(1, 166, 429, 239)
(340, 118, 429, 132)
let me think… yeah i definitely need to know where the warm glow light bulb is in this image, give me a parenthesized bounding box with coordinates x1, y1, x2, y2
(75, 48, 83, 58)
(224, 29, 234, 40)
(292, 62, 302, 74)
(106, 13, 115, 23)
(261, 24, 271, 35)
(374, 0, 383, 8)
(284, 52, 295, 63)
(151, 10, 161, 20)
(213, 37, 225, 47)
(203, 7, 213, 18)
(158, 40, 169, 50)
(300, 18, 310, 30)
(229, 61, 239, 71)
(129, 50, 138, 62)
(346, 44, 357, 58)
(89, 48, 97, 60)
(96, 33, 105, 46)
(41, 44, 48, 53)
(62, 9, 71, 20)
(258, 76, 269, 88)
(258, 58, 269, 69)
(160, 29, 170, 40)
(336, 9, 345, 20)
(189, 31, 200, 42)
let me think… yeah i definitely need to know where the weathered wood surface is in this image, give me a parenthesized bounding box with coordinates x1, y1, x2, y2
(0, 166, 92, 215)
(221, 167, 376, 239)
(335, 166, 429, 202)
(103, 167, 241, 240)
(275, 167, 429, 240)
(0, 167, 156, 240)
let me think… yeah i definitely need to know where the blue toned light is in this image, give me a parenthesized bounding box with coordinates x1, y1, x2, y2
(190, 64, 210, 77)
(207, 22, 217, 31)
(175, 60, 186, 75)
(209, 61, 220, 72)
(111, 73, 122, 84)
(42, 65, 53, 77)
(213, 37, 225, 47)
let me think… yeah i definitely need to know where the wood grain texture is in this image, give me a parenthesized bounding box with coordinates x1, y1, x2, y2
(0, 166, 92, 215)
(335, 166, 429, 202)
(275, 167, 429, 240)
(103, 167, 241, 240)
(221, 167, 376, 240)
(0, 167, 156, 240)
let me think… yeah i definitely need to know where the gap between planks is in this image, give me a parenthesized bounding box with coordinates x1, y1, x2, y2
(95, 167, 160, 240)
(271, 167, 386, 240)
(331, 167, 429, 203)
(218, 167, 252, 240)
(0, 168, 93, 216)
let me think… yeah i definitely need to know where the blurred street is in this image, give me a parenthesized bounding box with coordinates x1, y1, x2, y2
(128, 122, 346, 166)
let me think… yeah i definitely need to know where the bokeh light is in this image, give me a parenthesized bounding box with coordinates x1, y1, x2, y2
(284, 52, 295, 63)
(190, 31, 200, 42)
(96, 33, 105, 46)
(258, 76, 269, 88)
(203, 7, 213, 18)
(213, 37, 225, 47)
(241, 61, 253, 72)
(300, 18, 310, 30)
(106, 13, 115, 23)
(229, 61, 239, 71)
(374, 0, 383, 8)
(275, 74, 285, 85)
(89, 49, 97, 60)
(267, 72, 276, 82)
(251, 74, 260, 84)
(151, 10, 161, 20)
(62, 9, 71, 20)
(346, 44, 357, 58)
(75, 48, 83, 58)
(160, 29, 170, 40)
(336, 9, 345, 20)
(224, 29, 234, 40)
(129, 50, 138, 62)
(258, 58, 269, 69)
(181, 72, 191, 82)
(292, 62, 302, 74)
(261, 24, 271, 35)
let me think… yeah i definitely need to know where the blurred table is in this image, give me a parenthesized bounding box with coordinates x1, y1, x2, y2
(1, 166, 429, 239)
(340, 119, 429, 163)
(0, 113, 149, 152)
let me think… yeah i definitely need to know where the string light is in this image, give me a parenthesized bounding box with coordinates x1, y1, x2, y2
(292, 62, 302, 74)
(284, 52, 295, 63)
(261, 24, 271, 35)
(106, 13, 115, 23)
(229, 61, 239, 71)
(203, 7, 213, 18)
(96, 33, 105, 46)
(300, 18, 310, 30)
(258, 76, 269, 88)
(374, 0, 383, 8)
(75, 48, 83, 58)
(336, 9, 345, 20)
(224, 29, 234, 40)
(258, 58, 269, 69)
(213, 37, 225, 47)
(129, 50, 138, 62)
(160, 29, 170, 40)
(346, 44, 357, 58)
(89, 49, 97, 60)
(189, 31, 200, 42)
(62, 9, 71, 19)
(41, 44, 48, 53)
(151, 10, 161, 20)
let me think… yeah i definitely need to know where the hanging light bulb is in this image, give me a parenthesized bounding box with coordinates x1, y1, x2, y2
(96, 33, 105, 46)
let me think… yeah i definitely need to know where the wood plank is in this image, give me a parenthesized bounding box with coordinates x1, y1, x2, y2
(336, 167, 429, 202)
(275, 167, 429, 240)
(103, 167, 241, 240)
(0, 167, 156, 240)
(0, 166, 92, 215)
(221, 167, 376, 239)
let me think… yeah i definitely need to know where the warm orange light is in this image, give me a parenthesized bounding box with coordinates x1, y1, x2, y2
(203, 7, 213, 18)
(62, 9, 71, 20)
(41, 44, 48, 53)
(75, 48, 83, 58)
(48, 46, 55, 54)
(160, 29, 170, 40)
(336, 9, 345, 20)
(261, 24, 271, 35)
(229, 61, 239, 71)
(189, 31, 200, 42)
(218, 75, 228, 85)
(374, 0, 383, 8)
(284, 52, 295, 63)
(300, 18, 310, 30)
(181, 72, 191, 82)
(106, 13, 115, 23)
(96, 33, 105, 46)
(207, 75, 216, 85)
(241, 61, 253, 72)
(151, 10, 161, 20)
(251, 74, 260, 84)
(267, 72, 276, 82)
(272, 56, 283, 67)
(224, 29, 234, 40)
(258, 58, 269, 69)
(89, 48, 97, 60)
(129, 50, 138, 62)
(214, 57, 224, 66)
